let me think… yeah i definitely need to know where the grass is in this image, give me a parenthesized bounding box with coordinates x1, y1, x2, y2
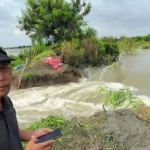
(23, 111, 128, 150)
(21, 104, 150, 150)
(34, 50, 55, 60)
(134, 105, 150, 128)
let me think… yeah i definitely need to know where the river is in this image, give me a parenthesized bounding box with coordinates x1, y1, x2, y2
(6, 48, 150, 128)
(5, 48, 23, 56)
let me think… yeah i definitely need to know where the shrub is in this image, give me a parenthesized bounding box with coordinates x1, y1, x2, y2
(99, 86, 144, 110)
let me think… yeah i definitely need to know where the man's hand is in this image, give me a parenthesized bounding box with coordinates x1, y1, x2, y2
(25, 135, 55, 150)
(19, 128, 53, 142)
(33, 128, 53, 138)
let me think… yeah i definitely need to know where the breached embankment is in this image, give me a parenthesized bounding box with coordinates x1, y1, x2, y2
(12, 59, 82, 89)
(11, 57, 150, 149)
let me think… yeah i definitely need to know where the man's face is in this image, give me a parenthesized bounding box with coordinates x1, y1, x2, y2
(0, 61, 12, 97)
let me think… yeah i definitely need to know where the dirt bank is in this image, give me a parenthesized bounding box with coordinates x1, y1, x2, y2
(50, 107, 150, 150)
(102, 109, 150, 150)
(12, 60, 81, 89)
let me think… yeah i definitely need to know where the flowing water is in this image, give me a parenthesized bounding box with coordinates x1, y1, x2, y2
(8, 49, 150, 128)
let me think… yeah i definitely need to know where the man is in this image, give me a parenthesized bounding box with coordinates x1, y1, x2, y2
(0, 47, 55, 150)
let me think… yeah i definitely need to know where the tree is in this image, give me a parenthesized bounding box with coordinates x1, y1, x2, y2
(17, 0, 92, 44)
(82, 26, 97, 38)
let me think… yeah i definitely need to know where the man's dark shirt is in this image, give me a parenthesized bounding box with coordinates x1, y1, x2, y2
(0, 96, 23, 150)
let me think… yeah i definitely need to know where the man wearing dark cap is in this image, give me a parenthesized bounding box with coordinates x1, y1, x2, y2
(0, 47, 55, 150)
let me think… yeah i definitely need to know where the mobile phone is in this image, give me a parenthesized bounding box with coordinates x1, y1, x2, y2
(36, 128, 62, 143)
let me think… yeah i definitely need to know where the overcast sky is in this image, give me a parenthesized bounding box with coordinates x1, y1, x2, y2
(0, 0, 150, 48)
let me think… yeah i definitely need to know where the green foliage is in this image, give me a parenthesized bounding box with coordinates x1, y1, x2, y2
(60, 38, 83, 66)
(35, 50, 55, 59)
(132, 34, 150, 42)
(22, 116, 67, 148)
(22, 72, 34, 80)
(99, 36, 119, 56)
(17, 0, 92, 44)
(11, 59, 24, 68)
(117, 36, 138, 55)
(16, 38, 55, 66)
(27, 116, 67, 130)
(82, 26, 98, 38)
(8, 55, 24, 68)
(99, 86, 144, 110)
(98, 37, 120, 65)
(82, 37, 100, 65)
(141, 42, 150, 49)
(59, 36, 120, 67)
(9, 55, 24, 67)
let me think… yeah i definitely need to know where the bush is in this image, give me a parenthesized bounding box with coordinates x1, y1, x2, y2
(117, 37, 138, 55)
(99, 86, 144, 110)
(98, 37, 120, 65)
(82, 37, 100, 66)
(60, 39, 84, 67)
(11, 58, 24, 68)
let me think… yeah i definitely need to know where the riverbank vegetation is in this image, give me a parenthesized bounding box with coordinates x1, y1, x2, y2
(10, 0, 150, 89)
(10, 0, 150, 67)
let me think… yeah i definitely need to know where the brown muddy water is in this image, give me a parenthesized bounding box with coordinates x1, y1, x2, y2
(8, 49, 150, 129)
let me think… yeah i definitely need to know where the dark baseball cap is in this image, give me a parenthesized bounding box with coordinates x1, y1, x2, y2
(0, 46, 15, 62)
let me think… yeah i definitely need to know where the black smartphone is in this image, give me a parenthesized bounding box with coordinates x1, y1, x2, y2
(36, 128, 62, 143)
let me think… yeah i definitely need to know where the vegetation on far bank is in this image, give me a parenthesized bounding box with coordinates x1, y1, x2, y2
(7, 0, 150, 76)
(9, 33, 150, 70)
(10, 0, 150, 69)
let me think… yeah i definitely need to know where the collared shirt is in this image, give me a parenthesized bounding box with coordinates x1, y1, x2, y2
(0, 96, 23, 150)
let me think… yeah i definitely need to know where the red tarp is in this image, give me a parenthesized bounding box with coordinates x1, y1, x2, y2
(44, 57, 63, 70)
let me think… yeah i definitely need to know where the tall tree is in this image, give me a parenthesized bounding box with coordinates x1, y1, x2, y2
(17, 0, 92, 44)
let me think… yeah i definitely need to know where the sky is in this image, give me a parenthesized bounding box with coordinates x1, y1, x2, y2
(0, 0, 150, 48)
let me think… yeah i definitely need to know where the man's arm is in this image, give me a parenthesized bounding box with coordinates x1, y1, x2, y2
(19, 128, 34, 141)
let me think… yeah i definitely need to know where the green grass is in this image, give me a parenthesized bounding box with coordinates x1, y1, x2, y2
(11, 59, 24, 68)
(34, 50, 56, 60)
(23, 112, 127, 150)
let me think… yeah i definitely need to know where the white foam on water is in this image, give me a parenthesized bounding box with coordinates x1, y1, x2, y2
(137, 95, 150, 106)
(9, 63, 150, 128)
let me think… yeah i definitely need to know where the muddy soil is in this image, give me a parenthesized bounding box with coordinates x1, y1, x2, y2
(52, 108, 150, 150)
(102, 109, 150, 150)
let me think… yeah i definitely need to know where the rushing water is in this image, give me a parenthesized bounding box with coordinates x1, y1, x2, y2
(7, 49, 150, 128)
